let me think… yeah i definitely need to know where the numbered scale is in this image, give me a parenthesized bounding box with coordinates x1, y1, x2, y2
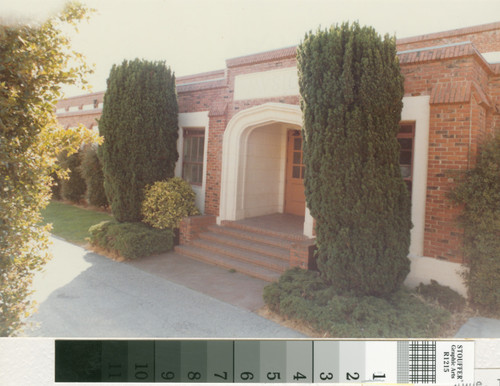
(55, 339, 475, 384)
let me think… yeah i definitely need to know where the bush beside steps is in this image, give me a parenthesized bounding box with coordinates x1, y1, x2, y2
(89, 220, 174, 260)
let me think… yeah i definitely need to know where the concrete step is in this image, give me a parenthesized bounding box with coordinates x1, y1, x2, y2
(174, 245, 282, 282)
(199, 231, 289, 262)
(190, 239, 289, 273)
(222, 220, 309, 242)
(207, 224, 294, 249)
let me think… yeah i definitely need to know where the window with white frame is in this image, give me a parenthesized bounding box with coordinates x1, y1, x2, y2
(182, 128, 204, 185)
(398, 121, 415, 197)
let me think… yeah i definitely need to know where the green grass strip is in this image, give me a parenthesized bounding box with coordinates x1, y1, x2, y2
(41, 201, 113, 245)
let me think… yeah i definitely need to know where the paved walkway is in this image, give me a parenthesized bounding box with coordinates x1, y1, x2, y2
(20, 237, 304, 338)
(20, 237, 500, 339)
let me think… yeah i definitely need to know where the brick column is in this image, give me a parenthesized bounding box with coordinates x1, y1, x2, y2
(289, 239, 317, 270)
(179, 215, 216, 245)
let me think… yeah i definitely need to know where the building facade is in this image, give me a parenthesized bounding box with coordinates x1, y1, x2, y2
(56, 22, 500, 294)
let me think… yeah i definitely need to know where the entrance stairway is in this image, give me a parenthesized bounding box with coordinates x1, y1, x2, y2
(174, 220, 309, 282)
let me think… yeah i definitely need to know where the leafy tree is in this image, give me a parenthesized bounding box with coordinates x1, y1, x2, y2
(99, 59, 179, 222)
(297, 22, 411, 296)
(0, 2, 97, 335)
(60, 149, 87, 203)
(79, 144, 108, 208)
(449, 133, 500, 314)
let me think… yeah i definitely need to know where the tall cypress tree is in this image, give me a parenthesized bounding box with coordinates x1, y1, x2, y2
(297, 22, 411, 296)
(99, 59, 178, 222)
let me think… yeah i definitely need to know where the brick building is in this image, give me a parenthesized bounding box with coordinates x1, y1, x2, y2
(56, 22, 500, 294)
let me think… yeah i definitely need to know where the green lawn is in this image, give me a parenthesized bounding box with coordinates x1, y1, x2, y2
(41, 201, 113, 245)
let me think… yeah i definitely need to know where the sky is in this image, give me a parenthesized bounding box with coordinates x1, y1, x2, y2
(2, 0, 500, 97)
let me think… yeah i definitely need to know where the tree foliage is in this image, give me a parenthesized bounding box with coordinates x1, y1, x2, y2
(449, 133, 500, 314)
(79, 144, 108, 208)
(99, 59, 179, 222)
(297, 22, 411, 296)
(0, 2, 97, 335)
(59, 149, 87, 203)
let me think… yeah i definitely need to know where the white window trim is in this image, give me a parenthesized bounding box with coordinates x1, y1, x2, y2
(177, 111, 209, 214)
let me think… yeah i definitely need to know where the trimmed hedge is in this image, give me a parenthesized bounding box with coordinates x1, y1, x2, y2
(88, 220, 173, 259)
(297, 22, 411, 296)
(449, 133, 500, 315)
(264, 268, 451, 338)
(99, 59, 179, 222)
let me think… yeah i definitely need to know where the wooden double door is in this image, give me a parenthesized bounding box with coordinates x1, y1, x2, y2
(284, 130, 306, 216)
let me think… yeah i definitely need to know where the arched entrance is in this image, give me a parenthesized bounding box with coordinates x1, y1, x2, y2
(218, 103, 314, 237)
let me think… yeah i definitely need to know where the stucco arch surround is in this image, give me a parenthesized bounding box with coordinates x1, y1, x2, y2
(218, 103, 314, 234)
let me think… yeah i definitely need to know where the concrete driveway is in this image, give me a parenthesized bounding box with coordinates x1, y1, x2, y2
(20, 237, 304, 338)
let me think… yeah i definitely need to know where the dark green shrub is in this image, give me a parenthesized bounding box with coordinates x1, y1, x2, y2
(297, 22, 411, 296)
(99, 59, 179, 222)
(79, 145, 108, 208)
(88, 220, 174, 259)
(50, 171, 62, 200)
(141, 177, 200, 229)
(416, 280, 466, 313)
(449, 133, 500, 314)
(264, 268, 450, 338)
(59, 150, 87, 203)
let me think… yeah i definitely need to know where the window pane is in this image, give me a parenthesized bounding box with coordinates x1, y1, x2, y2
(183, 164, 191, 183)
(400, 151, 412, 164)
(399, 124, 414, 134)
(183, 139, 189, 161)
(294, 137, 302, 151)
(197, 164, 203, 184)
(400, 165, 412, 179)
(293, 151, 301, 165)
(197, 137, 204, 162)
(292, 166, 300, 178)
(398, 138, 413, 150)
(301, 166, 305, 179)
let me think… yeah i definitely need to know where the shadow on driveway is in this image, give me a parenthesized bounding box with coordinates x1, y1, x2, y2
(20, 237, 304, 338)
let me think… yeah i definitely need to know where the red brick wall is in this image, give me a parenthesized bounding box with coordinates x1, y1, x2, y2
(55, 23, 500, 263)
(179, 215, 216, 244)
(57, 111, 101, 129)
(204, 114, 226, 216)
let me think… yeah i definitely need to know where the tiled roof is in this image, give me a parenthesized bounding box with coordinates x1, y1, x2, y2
(398, 42, 477, 64)
(397, 41, 498, 75)
(397, 21, 500, 46)
(226, 45, 297, 68)
(176, 69, 226, 84)
(430, 80, 493, 109)
(176, 78, 227, 93)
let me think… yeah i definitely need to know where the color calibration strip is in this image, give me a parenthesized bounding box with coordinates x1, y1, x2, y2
(54, 340, 474, 384)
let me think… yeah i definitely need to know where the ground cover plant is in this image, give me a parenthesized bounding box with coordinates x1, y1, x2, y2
(41, 201, 112, 245)
(264, 268, 453, 338)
